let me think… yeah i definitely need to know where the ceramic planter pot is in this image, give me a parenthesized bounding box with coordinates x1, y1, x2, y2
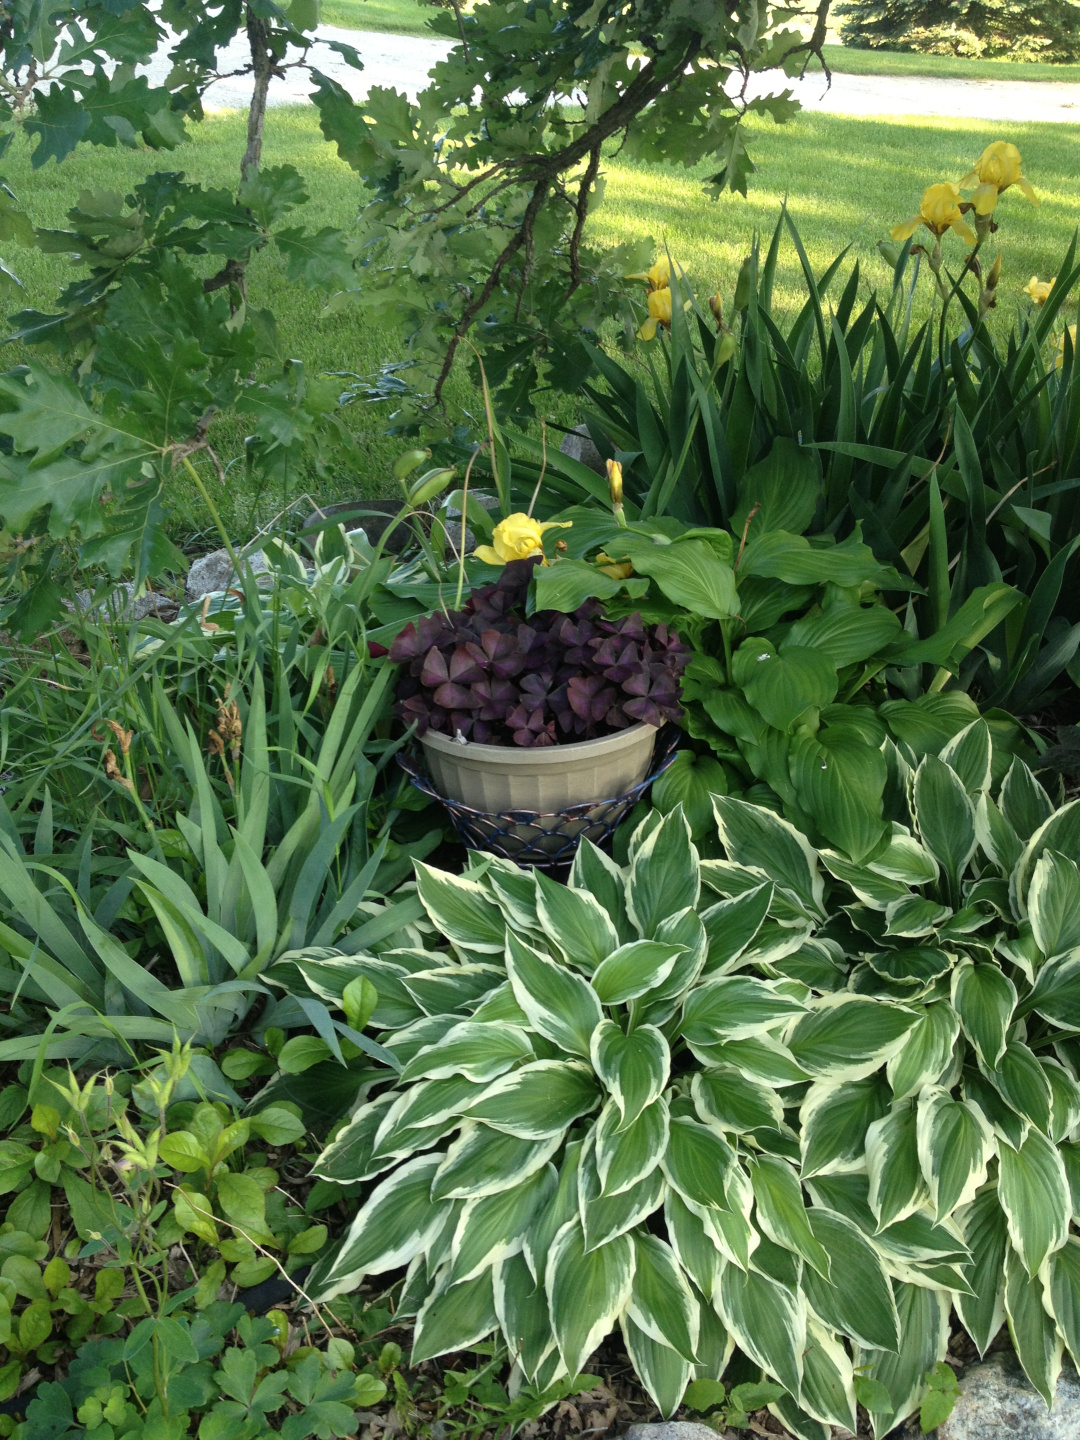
(419, 722, 658, 813)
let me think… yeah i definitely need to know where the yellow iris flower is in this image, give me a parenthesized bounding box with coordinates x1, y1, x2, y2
(637, 286, 673, 341)
(472, 513, 571, 566)
(596, 551, 635, 580)
(891, 183, 977, 246)
(1024, 276, 1054, 306)
(626, 256, 681, 292)
(960, 142, 1037, 216)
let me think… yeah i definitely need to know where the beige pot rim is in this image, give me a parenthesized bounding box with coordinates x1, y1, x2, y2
(419, 721, 657, 768)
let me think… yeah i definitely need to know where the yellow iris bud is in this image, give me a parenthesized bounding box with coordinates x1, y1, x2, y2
(606, 458, 623, 507)
(472, 513, 572, 566)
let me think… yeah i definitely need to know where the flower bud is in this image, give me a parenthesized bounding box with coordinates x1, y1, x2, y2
(606, 458, 623, 507)
(708, 292, 723, 327)
(733, 256, 753, 313)
(407, 466, 456, 507)
(393, 448, 431, 480)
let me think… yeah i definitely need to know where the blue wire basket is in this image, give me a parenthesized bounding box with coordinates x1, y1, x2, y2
(397, 726, 681, 869)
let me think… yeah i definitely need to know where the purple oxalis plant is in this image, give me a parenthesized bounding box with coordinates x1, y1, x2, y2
(389, 559, 689, 747)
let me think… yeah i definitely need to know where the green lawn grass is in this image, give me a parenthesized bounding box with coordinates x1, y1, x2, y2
(5, 106, 1077, 543)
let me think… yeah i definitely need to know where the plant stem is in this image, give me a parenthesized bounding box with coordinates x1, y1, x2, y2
(181, 455, 241, 574)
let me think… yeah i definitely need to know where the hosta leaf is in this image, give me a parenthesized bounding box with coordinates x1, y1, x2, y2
(998, 1129, 1070, 1276)
(505, 932, 602, 1058)
(432, 1123, 563, 1201)
(627, 1232, 699, 1363)
(735, 640, 837, 731)
(800, 1076, 890, 1178)
(595, 1097, 668, 1196)
(939, 718, 993, 796)
(788, 727, 888, 864)
(621, 1313, 693, 1418)
(371, 1076, 484, 1161)
(912, 755, 977, 885)
(1024, 952, 1080, 1030)
(886, 1001, 959, 1102)
(412, 1268, 498, 1363)
(955, 1185, 1008, 1355)
(803, 1208, 900, 1352)
(534, 870, 619, 973)
(617, 535, 737, 620)
(992, 1041, 1053, 1132)
(976, 793, 1023, 874)
(1047, 1236, 1080, 1372)
(715, 1262, 805, 1395)
(951, 961, 1016, 1069)
(1001, 757, 1054, 841)
(866, 830, 939, 887)
(414, 863, 505, 952)
(591, 940, 684, 1005)
(798, 1318, 858, 1433)
(484, 858, 542, 933)
(546, 1221, 634, 1376)
(447, 1166, 554, 1284)
(866, 1102, 928, 1229)
(1043, 1058, 1080, 1144)
(1027, 851, 1080, 958)
(749, 1155, 830, 1279)
(769, 1394, 831, 1440)
(398, 1021, 533, 1084)
(713, 796, 824, 915)
(402, 964, 504, 1015)
(916, 1088, 994, 1220)
(591, 1020, 670, 1128)
(330, 1155, 445, 1279)
(692, 1066, 782, 1134)
(628, 807, 700, 938)
(661, 1117, 737, 1210)
(665, 1190, 723, 1301)
(854, 1283, 949, 1440)
(1004, 1247, 1062, 1408)
(311, 1093, 396, 1183)
(570, 840, 633, 945)
(580, 1151, 666, 1251)
(787, 998, 917, 1081)
(699, 1034, 808, 1086)
(466, 1060, 599, 1139)
(524, 1141, 582, 1283)
(699, 883, 773, 974)
(1011, 798, 1080, 916)
(494, 1251, 556, 1382)
(681, 975, 807, 1045)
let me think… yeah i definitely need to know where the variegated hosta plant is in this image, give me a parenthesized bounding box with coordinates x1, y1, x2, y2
(277, 716, 1080, 1440)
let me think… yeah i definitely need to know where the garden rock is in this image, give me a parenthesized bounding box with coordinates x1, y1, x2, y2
(70, 582, 179, 623)
(624, 1424, 728, 1440)
(938, 1352, 1080, 1439)
(184, 547, 269, 601)
(301, 498, 426, 554)
(560, 422, 607, 476)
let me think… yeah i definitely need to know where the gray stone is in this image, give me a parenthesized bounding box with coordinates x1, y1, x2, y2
(70, 582, 179, 623)
(624, 1426, 723, 1440)
(301, 499, 426, 556)
(560, 422, 607, 477)
(184, 547, 269, 602)
(938, 1352, 1080, 1439)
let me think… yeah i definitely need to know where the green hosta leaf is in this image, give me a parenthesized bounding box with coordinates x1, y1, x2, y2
(882, 896, 951, 937)
(595, 1097, 668, 1196)
(432, 1123, 563, 1202)
(785, 601, 901, 668)
(414, 863, 506, 952)
(692, 1066, 782, 1134)
(447, 1166, 554, 1285)
(1023, 952, 1080, 1031)
(749, 1155, 830, 1279)
(466, 1060, 599, 1139)
(787, 998, 917, 1081)
(534, 871, 619, 973)
(591, 940, 684, 1005)
(715, 1263, 804, 1395)
(912, 755, 977, 888)
(738, 642, 838, 732)
(494, 1251, 556, 1382)
(627, 807, 700, 938)
(591, 1021, 670, 1129)
(505, 932, 602, 1058)
(398, 1021, 534, 1084)
(701, 1035, 808, 1086)
(916, 1088, 993, 1220)
(681, 975, 808, 1045)
(998, 1130, 1070, 1277)
(955, 1185, 1008, 1355)
(412, 1268, 498, 1363)
(627, 1232, 699, 1363)
(803, 1208, 900, 1352)
(699, 884, 773, 974)
(770, 1394, 831, 1440)
(1048, 1236, 1080, 1372)
(546, 1221, 634, 1376)
(661, 1117, 737, 1210)
(712, 796, 824, 915)
(789, 728, 888, 863)
(800, 1075, 891, 1178)
(977, 793, 1024, 874)
(330, 1155, 445, 1280)
(853, 1283, 949, 1440)
(866, 1103, 928, 1229)
(652, 751, 730, 841)
(799, 1318, 858, 1433)
(621, 1312, 693, 1417)
(1027, 851, 1080, 958)
(617, 535, 737, 620)
(886, 1001, 960, 1102)
(1004, 1247, 1062, 1408)
(951, 961, 1016, 1069)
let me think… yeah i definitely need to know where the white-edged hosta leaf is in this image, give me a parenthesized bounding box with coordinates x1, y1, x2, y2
(402, 964, 505, 1016)
(1004, 1246, 1062, 1408)
(311, 1092, 396, 1183)
(916, 1088, 993, 1220)
(853, 1282, 949, 1440)
(580, 1144, 666, 1251)
(628, 807, 700, 938)
(939, 718, 992, 796)
(330, 1154, 445, 1278)
(1027, 850, 1080, 958)
(595, 1096, 668, 1196)
(383, 1014, 460, 1066)
(494, 1251, 556, 1382)
(694, 1034, 808, 1086)
(620, 1313, 692, 1419)
(866, 828, 940, 886)
(799, 1076, 890, 1179)
(1002, 757, 1054, 840)
(412, 1267, 498, 1362)
(523, 1140, 582, 1283)
(431, 1122, 562, 1201)
(661, 1116, 737, 1209)
(1043, 1058, 1080, 1144)
(591, 940, 684, 1005)
(505, 931, 602, 1058)
(665, 1190, 723, 1301)
(681, 975, 807, 1045)
(820, 847, 909, 910)
(466, 1059, 599, 1139)
(398, 1021, 534, 1084)
(627, 1232, 699, 1363)
(692, 1066, 783, 1134)
(955, 1185, 1008, 1355)
(1047, 1236, 1080, 1372)
(447, 1166, 554, 1284)
(546, 1220, 634, 1375)
(912, 754, 977, 884)
(591, 1020, 670, 1128)
(534, 869, 619, 973)
(998, 1129, 1070, 1276)
(802, 1207, 900, 1352)
(713, 795, 825, 916)
(1010, 798, 1080, 916)
(699, 884, 773, 974)
(570, 839, 633, 944)
(749, 1155, 830, 1278)
(865, 1102, 928, 1229)
(992, 1041, 1053, 1131)
(1024, 952, 1080, 1031)
(769, 1394, 831, 1440)
(975, 793, 1023, 874)
(469, 981, 529, 1026)
(798, 1318, 858, 1433)
(483, 857, 541, 932)
(951, 960, 1015, 1069)
(786, 996, 917, 1081)
(886, 1001, 959, 1101)
(715, 1262, 805, 1395)
(414, 863, 506, 952)
(370, 1076, 484, 1161)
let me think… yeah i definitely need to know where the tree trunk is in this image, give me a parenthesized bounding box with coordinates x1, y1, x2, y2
(241, 7, 273, 180)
